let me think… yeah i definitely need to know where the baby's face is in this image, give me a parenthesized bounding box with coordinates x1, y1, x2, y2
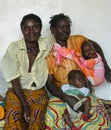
(70, 74, 85, 88)
(82, 43, 97, 59)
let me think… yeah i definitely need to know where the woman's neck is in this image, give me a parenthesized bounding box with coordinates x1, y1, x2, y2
(26, 41, 39, 50)
(56, 39, 67, 47)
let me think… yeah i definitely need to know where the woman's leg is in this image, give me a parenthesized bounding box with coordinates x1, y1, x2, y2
(4, 88, 27, 130)
(24, 88, 48, 130)
(45, 95, 111, 130)
(45, 97, 68, 130)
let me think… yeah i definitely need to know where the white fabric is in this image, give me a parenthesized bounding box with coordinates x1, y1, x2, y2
(61, 84, 90, 96)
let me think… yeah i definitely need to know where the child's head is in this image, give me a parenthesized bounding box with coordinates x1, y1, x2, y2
(68, 70, 86, 88)
(81, 41, 97, 59)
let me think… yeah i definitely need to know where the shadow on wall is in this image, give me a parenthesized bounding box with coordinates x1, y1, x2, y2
(0, 63, 8, 96)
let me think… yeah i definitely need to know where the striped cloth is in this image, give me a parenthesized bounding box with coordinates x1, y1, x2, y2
(45, 94, 111, 130)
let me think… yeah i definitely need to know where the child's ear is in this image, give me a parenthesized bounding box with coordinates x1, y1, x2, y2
(69, 79, 74, 85)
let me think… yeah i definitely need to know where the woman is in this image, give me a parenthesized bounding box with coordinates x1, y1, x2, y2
(45, 13, 111, 129)
(2, 14, 52, 130)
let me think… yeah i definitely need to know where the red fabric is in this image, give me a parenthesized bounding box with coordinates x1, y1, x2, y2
(71, 126, 81, 130)
(81, 113, 92, 121)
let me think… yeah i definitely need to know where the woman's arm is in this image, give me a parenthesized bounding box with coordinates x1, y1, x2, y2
(11, 78, 30, 123)
(46, 74, 78, 109)
(88, 39, 111, 83)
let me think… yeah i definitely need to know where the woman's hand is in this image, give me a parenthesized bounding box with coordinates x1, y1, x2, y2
(22, 103, 30, 123)
(64, 95, 78, 110)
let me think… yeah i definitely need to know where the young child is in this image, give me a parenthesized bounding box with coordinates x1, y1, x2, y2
(61, 70, 92, 129)
(74, 41, 105, 86)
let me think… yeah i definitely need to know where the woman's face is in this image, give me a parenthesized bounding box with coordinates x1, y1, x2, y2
(52, 18, 71, 43)
(21, 19, 41, 43)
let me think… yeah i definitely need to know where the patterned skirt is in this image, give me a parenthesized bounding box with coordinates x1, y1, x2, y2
(45, 94, 111, 130)
(4, 88, 48, 130)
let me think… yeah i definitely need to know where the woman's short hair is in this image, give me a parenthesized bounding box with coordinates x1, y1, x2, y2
(20, 13, 42, 30)
(49, 13, 72, 29)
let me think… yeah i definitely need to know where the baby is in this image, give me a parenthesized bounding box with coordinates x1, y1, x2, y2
(74, 41, 105, 86)
(61, 70, 92, 129)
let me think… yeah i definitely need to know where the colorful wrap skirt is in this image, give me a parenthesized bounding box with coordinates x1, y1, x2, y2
(45, 94, 111, 130)
(4, 88, 48, 130)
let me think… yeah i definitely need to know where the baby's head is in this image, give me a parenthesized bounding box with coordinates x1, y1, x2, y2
(81, 41, 97, 59)
(68, 70, 86, 88)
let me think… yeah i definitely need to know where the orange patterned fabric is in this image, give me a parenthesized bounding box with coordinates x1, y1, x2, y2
(4, 88, 48, 130)
(47, 35, 88, 87)
(0, 96, 5, 120)
(0, 106, 5, 120)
